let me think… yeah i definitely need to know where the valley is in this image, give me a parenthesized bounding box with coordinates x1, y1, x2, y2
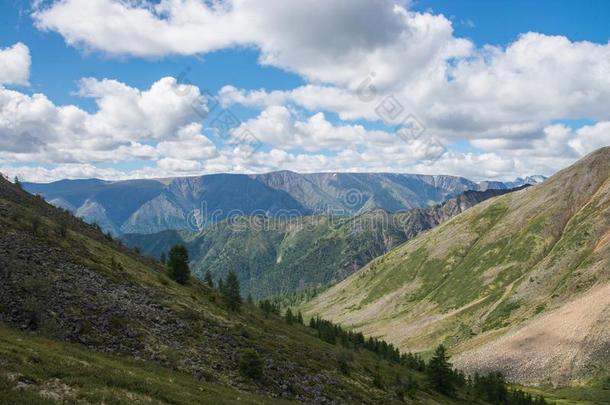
(0, 151, 607, 404)
(2, 1, 609, 403)
(301, 147, 610, 389)
(124, 187, 524, 298)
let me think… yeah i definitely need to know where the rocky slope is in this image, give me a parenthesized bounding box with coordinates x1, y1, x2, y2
(0, 175, 465, 404)
(124, 187, 523, 298)
(302, 147, 610, 386)
(24, 171, 543, 235)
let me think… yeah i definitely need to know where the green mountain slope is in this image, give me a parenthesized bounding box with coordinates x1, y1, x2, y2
(0, 175, 470, 404)
(302, 147, 610, 387)
(124, 188, 519, 298)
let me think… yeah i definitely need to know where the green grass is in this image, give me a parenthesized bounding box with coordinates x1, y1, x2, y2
(0, 327, 286, 405)
(517, 383, 610, 405)
(301, 163, 610, 394)
(363, 246, 429, 304)
(482, 300, 521, 332)
(0, 189, 471, 404)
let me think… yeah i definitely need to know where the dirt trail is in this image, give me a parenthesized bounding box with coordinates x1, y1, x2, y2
(595, 229, 610, 253)
(473, 279, 518, 333)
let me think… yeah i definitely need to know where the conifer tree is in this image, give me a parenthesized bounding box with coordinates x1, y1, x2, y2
(224, 271, 242, 311)
(159, 252, 167, 265)
(167, 245, 190, 284)
(427, 345, 455, 396)
(284, 308, 294, 324)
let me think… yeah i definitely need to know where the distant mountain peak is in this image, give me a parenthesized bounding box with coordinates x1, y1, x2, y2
(23, 170, 549, 235)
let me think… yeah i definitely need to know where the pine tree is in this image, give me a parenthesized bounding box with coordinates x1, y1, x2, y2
(224, 271, 242, 311)
(203, 270, 214, 288)
(372, 363, 384, 388)
(14, 176, 22, 189)
(296, 311, 304, 325)
(427, 345, 455, 396)
(159, 252, 167, 265)
(167, 245, 190, 284)
(258, 299, 279, 317)
(284, 308, 294, 324)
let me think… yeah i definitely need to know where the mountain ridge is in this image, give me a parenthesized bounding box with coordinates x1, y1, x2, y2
(301, 147, 610, 386)
(124, 186, 527, 299)
(0, 171, 469, 404)
(23, 171, 545, 235)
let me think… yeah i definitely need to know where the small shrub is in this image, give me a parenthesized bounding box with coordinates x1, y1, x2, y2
(239, 349, 263, 379)
(108, 315, 125, 332)
(395, 375, 418, 400)
(57, 222, 68, 238)
(203, 270, 213, 287)
(372, 369, 384, 389)
(157, 273, 169, 286)
(30, 215, 42, 235)
(534, 303, 547, 314)
(337, 351, 353, 375)
(24, 296, 41, 330)
(10, 211, 22, 222)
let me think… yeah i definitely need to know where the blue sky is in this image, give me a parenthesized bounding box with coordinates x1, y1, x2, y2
(3, 1, 608, 103)
(1, 0, 609, 182)
(415, 0, 610, 45)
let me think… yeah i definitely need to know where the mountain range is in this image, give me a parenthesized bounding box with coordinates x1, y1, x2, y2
(124, 187, 526, 299)
(23, 172, 545, 236)
(0, 169, 506, 404)
(302, 147, 610, 387)
(2, 151, 609, 403)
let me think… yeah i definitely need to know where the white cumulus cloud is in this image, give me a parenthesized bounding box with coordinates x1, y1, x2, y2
(0, 76, 212, 164)
(0, 43, 31, 85)
(33, 0, 470, 89)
